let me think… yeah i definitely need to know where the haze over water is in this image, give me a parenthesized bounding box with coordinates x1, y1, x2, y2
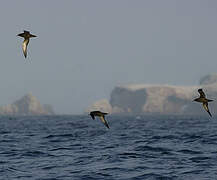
(0, 1, 217, 114)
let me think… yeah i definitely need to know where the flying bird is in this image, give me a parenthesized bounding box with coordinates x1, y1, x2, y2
(17, 30, 37, 58)
(89, 111, 110, 129)
(193, 89, 213, 117)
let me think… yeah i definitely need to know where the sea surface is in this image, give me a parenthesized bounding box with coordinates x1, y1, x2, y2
(0, 115, 217, 180)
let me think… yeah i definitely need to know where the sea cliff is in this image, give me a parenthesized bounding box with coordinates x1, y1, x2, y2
(87, 74, 217, 115)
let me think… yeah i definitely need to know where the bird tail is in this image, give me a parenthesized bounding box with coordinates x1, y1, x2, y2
(100, 116, 110, 129)
(207, 110, 212, 117)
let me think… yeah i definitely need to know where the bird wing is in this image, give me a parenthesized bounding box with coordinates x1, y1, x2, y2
(17, 32, 25, 37)
(90, 114, 95, 120)
(198, 89, 206, 98)
(22, 38, 29, 58)
(203, 102, 212, 117)
(30, 33, 37, 38)
(99, 115, 109, 129)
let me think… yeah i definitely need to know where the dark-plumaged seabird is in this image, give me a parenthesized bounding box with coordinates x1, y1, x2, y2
(193, 88, 213, 117)
(89, 111, 110, 129)
(17, 30, 37, 58)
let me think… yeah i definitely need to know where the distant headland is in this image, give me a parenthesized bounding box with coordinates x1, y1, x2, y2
(0, 93, 54, 115)
(87, 74, 217, 115)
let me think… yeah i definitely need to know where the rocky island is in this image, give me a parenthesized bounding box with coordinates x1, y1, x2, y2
(0, 93, 54, 115)
(87, 74, 217, 115)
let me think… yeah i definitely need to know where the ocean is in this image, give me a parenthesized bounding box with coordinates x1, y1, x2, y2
(0, 115, 217, 180)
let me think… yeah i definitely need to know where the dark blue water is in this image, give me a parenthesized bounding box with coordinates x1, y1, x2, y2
(1, 115, 217, 180)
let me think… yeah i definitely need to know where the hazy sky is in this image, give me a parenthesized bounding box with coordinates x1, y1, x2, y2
(0, 0, 217, 114)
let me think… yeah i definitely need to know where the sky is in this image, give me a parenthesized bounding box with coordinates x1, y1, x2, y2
(0, 0, 217, 114)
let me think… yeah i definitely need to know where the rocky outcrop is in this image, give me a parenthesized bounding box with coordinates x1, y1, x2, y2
(0, 93, 54, 115)
(110, 85, 197, 114)
(199, 74, 217, 85)
(87, 74, 217, 115)
(86, 99, 112, 113)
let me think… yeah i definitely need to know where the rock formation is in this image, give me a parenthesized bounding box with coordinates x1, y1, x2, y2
(86, 99, 112, 113)
(110, 84, 197, 114)
(199, 74, 217, 85)
(87, 74, 217, 115)
(0, 93, 54, 115)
